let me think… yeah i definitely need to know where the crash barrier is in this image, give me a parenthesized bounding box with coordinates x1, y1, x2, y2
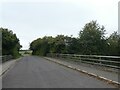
(47, 53, 120, 69)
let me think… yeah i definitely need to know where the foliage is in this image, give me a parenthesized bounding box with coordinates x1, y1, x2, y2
(79, 21, 107, 55)
(1, 28, 22, 58)
(107, 31, 120, 55)
(30, 21, 120, 56)
(30, 35, 79, 56)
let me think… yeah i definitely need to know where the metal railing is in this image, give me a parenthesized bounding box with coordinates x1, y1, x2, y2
(0, 55, 13, 63)
(47, 53, 120, 69)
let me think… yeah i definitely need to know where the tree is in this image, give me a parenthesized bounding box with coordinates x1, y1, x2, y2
(30, 36, 51, 56)
(30, 35, 81, 56)
(1, 28, 22, 58)
(78, 21, 107, 55)
(53, 35, 66, 53)
(65, 36, 80, 54)
(30, 20, 119, 56)
(30, 38, 42, 55)
(107, 31, 120, 55)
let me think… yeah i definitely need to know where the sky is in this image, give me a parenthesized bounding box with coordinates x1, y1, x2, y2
(0, 0, 119, 50)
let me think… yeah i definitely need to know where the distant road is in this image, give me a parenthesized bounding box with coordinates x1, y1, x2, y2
(2, 56, 114, 88)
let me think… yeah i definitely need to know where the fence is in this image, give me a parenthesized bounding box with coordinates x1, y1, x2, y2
(47, 53, 120, 69)
(0, 55, 13, 63)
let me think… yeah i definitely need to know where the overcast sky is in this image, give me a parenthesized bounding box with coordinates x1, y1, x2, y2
(0, 0, 119, 49)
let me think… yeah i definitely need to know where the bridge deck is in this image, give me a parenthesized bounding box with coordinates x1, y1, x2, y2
(45, 57, 119, 83)
(2, 56, 115, 88)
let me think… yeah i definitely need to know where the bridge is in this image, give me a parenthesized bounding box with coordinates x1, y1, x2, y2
(0, 54, 120, 88)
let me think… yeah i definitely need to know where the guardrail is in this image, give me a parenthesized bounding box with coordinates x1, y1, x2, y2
(47, 53, 120, 69)
(0, 55, 13, 63)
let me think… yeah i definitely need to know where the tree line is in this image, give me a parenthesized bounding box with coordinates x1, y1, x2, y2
(1, 28, 22, 58)
(1, 20, 119, 58)
(30, 21, 120, 56)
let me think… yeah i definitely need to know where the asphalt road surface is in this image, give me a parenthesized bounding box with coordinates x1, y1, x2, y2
(2, 56, 115, 88)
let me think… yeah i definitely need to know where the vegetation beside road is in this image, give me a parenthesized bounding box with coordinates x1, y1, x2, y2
(1, 20, 119, 59)
(1, 28, 22, 58)
(30, 21, 120, 56)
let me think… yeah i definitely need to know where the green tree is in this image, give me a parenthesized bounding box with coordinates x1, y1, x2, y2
(107, 31, 120, 55)
(30, 36, 51, 56)
(30, 20, 119, 56)
(1, 28, 22, 58)
(30, 38, 42, 55)
(53, 35, 66, 53)
(79, 21, 107, 55)
(65, 36, 80, 54)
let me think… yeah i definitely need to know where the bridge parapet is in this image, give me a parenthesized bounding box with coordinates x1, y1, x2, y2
(47, 53, 120, 69)
(0, 55, 13, 63)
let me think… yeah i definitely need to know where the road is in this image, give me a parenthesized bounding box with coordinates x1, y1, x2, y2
(2, 56, 115, 88)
